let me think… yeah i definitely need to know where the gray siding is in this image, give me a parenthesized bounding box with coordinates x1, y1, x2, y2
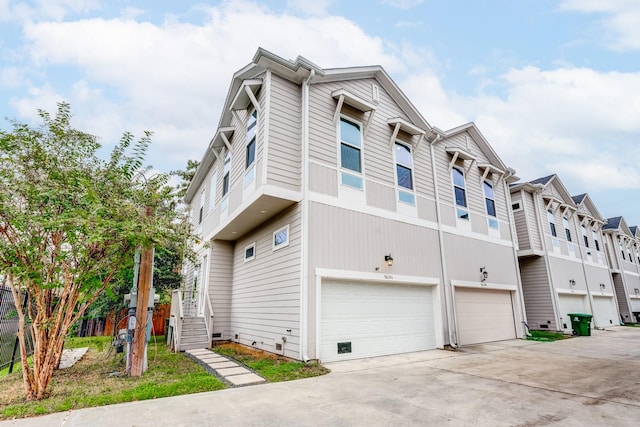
(513, 192, 531, 251)
(208, 240, 234, 340)
(267, 74, 301, 191)
(519, 257, 557, 330)
(443, 234, 518, 284)
(230, 204, 302, 359)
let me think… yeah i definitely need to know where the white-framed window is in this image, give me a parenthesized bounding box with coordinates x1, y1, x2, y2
(563, 217, 572, 242)
(339, 117, 363, 190)
(198, 188, 205, 224)
(452, 167, 468, 220)
(582, 225, 589, 248)
(273, 225, 290, 250)
(483, 181, 498, 229)
(221, 150, 231, 211)
(592, 230, 600, 252)
(244, 109, 257, 188)
(620, 241, 626, 261)
(547, 210, 557, 237)
(244, 242, 256, 262)
(394, 142, 415, 205)
(208, 172, 217, 212)
(512, 202, 522, 212)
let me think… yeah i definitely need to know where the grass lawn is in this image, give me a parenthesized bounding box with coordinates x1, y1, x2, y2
(526, 330, 569, 341)
(214, 342, 330, 382)
(0, 336, 225, 420)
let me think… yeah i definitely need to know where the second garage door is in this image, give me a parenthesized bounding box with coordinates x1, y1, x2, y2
(592, 295, 618, 328)
(455, 288, 516, 346)
(557, 293, 589, 330)
(320, 280, 437, 363)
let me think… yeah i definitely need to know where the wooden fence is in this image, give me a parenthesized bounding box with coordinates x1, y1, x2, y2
(78, 304, 170, 337)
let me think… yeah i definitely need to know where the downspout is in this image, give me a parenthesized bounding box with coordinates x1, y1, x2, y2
(532, 186, 563, 331)
(429, 133, 458, 348)
(299, 68, 315, 362)
(502, 171, 528, 337)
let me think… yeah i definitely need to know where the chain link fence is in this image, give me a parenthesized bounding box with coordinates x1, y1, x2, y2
(1, 285, 34, 373)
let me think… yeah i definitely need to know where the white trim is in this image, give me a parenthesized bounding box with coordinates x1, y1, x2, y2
(393, 141, 416, 207)
(315, 268, 439, 286)
(511, 201, 523, 212)
(273, 224, 290, 251)
(556, 288, 588, 295)
(244, 242, 256, 262)
(440, 224, 515, 248)
(230, 79, 263, 111)
(590, 291, 614, 298)
(451, 280, 518, 292)
(337, 115, 366, 193)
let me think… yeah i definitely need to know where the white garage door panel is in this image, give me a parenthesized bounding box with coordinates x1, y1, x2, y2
(455, 288, 516, 346)
(321, 281, 436, 363)
(630, 299, 640, 312)
(592, 296, 618, 328)
(557, 294, 589, 330)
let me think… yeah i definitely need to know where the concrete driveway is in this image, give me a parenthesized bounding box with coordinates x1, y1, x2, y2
(3, 326, 640, 426)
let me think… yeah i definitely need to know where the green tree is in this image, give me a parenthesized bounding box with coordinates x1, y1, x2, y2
(0, 103, 195, 400)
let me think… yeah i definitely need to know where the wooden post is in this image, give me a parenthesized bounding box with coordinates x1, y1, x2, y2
(130, 206, 154, 377)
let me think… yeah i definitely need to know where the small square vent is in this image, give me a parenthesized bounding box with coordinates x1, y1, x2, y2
(212, 332, 222, 338)
(539, 324, 549, 329)
(337, 342, 352, 354)
(275, 342, 282, 351)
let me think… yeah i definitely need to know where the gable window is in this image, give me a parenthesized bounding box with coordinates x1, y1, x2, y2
(244, 242, 256, 262)
(245, 109, 257, 187)
(198, 189, 205, 224)
(483, 181, 498, 229)
(620, 241, 626, 261)
(452, 167, 468, 220)
(547, 210, 557, 237)
(394, 143, 415, 205)
(339, 118, 363, 189)
(591, 230, 600, 252)
(512, 202, 522, 212)
(273, 225, 290, 250)
(563, 217, 572, 242)
(582, 225, 589, 248)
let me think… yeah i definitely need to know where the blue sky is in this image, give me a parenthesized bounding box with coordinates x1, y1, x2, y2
(1, 0, 639, 225)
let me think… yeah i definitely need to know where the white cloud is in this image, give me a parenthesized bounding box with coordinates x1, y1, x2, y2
(286, 0, 334, 16)
(559, 0, 640, 51)
(0, 0, 99, 22)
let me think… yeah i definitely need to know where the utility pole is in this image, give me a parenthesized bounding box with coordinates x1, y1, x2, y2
(130, 206, 154, 377)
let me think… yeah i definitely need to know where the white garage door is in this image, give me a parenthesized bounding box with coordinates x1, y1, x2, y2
(455, 288, 516, 346)
(557, 294, 589, 330)
(320, 280, 436, 362)
(592, 295, 618, 328)
(630, 298, 640, 313)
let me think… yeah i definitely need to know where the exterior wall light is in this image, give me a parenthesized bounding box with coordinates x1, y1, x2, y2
(599, 283, 606, 290)
(569, 279, 576, 287)
(480, 267, 488, 282)
(385, 254, 394, 267)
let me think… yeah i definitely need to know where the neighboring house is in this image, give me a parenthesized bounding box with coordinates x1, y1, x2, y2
(510, 175, 619, 333)
(173, 48, 526, 362)
(602, 217, 640, 323)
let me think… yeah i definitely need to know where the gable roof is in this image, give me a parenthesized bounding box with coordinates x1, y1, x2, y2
(603, 216, 622, 230)
(530, 174, 555, 186)
(630, 226, 638, 237)
(603, 216, 634, 238)
(185, 47, 438, 202)
(521, 174, 576, 208)
(571, 193, 605, 222)
(434, 122, 518, 182)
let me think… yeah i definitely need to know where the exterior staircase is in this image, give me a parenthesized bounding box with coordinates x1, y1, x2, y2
(179, 317, 210, 350)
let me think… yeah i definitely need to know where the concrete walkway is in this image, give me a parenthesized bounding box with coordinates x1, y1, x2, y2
(184, 348, 265, 386)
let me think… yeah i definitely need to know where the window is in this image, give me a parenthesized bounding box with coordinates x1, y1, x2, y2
(620, 242, 626, 261)
(483, 181, 498, 229)
(547, 210, 557, 237)
(581, 225, 589, 248)
(198, 189, 205, 224)
(222, 150, 231, 196)
(273, 225, 290, 250)
(245, 109, 257, 187)
(339, 118, 363, 189)
(592, 230, 600, 251)
(512, 202, 522, 211)
(395, 143, 414, 205)
(244, 242, 256, 262)
(452, 167, 468, 220)
(563, 217, 572, 242)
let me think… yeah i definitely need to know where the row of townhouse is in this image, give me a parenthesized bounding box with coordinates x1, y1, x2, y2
(171, 48, 636, 362)
(511, 175, 640, 333)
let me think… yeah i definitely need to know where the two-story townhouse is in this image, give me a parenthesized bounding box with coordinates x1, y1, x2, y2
(174, 48, 526, 362)
(602, 217, 640, 323)
(510, 175, 619, 333)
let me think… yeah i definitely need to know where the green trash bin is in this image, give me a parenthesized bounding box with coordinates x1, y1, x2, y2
(568, 313, 592, 336)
